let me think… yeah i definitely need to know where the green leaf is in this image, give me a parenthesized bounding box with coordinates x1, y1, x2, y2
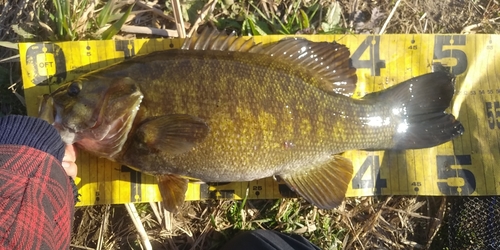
(247, 17, 268, 35)
(322, 1, 342, 32)
(248, 2, 272, 23)
(52, 0, 64, 37)
(241, 19, 250, 36)
(299, 9, 309, 30)
(216, 19, 241, 30)
(97, 0, 115, 28)
(100, 4, 134, 40)
(272, 14, 290, 34)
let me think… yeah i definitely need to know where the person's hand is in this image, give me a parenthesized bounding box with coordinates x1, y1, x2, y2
(62, 144, 77, 179)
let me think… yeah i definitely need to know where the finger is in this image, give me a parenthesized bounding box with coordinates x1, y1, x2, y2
(62, 161, 78, 179)
(63, 144, 76, 163)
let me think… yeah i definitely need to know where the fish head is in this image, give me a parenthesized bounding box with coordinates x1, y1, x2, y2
(46, 76, 144, 157)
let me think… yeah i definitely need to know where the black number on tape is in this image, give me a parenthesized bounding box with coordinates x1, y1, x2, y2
(120, 165, 142, 202)
(436, 155, 475, 195)
(351, 36, 386, 76)
(253, 185, 262, 196)
(115, 40, 136, 58)
(433, 35, 468, 75)
(485, 101, 500, 129)
(352, 155, 387, 194)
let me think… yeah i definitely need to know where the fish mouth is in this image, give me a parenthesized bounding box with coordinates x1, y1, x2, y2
(38, 94, 79, 144)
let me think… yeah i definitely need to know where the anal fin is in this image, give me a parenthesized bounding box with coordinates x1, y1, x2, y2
(279, 155, 353, 209)
(157, 174, 188, 213)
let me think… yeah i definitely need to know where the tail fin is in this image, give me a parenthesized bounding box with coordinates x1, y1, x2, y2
(366, 71, 464, 149)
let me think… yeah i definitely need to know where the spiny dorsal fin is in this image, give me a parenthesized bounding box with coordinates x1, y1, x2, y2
(182, 28, 357, 97)
(181, 28, 264, 52)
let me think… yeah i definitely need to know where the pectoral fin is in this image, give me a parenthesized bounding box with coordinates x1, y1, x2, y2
(279, 155, 353, 209)
(134, 114, 209, 155)
(157, 174, 189, 213)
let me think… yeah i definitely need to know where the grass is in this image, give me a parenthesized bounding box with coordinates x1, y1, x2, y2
(1, 0, 499, 249)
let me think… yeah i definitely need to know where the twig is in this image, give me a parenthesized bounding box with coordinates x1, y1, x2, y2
(461, 16, 500, 34)
(425, 197, 447, 249)
(381, 206, 432, 220)
(171, 0, 186, 38)
(187, 0, 217, 37)
(96, 205, 111, 250)
(124, 203, 152, 250)
(0, 41, 18, 50)
(164, 205, 172, 231)
(8, 82, 25, 107)
(379, 0, 402, 34)
(120, 24, 178, 37)
(149, 201, 163, 227)
(135, 0, 176, 23)
(0, 54, 19, 63)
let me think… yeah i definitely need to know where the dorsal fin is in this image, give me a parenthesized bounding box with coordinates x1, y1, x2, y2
(182, 29, 357, 97)
(181, 28, 264, 52)
(260, 38, 357, 97)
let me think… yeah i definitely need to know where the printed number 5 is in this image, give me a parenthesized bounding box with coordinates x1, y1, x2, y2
(433, 35, 468, 75)
(485, 101, 500, 129)
(436, 155, 475, 195)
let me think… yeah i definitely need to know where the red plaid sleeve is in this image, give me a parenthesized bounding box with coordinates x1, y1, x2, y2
(0, 145, 74, 250)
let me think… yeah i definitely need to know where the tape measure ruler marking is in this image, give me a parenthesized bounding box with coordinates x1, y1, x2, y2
(18, 34, 500, 206)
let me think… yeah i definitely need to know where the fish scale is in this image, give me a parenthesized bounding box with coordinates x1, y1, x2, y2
(117, 51, 387, 174)
(44, 29, 463, 212)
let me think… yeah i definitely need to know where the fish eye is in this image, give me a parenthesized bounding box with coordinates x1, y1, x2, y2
(67, 81, 81, 97)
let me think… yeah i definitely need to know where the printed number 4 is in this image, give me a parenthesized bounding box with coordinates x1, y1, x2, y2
(351, 36, 386, 76)
(352, 155, 387, 194)
(436, 155, 475, 195)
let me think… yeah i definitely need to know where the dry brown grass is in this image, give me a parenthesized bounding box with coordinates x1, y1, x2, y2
(67, 196, 448, 249)
(1, 0, 499, 249)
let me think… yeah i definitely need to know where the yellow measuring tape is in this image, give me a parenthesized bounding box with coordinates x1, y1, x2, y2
(19, 34, 499, 206)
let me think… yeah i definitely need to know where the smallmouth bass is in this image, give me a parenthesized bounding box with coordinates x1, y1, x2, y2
(40, 29, 464, 212)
